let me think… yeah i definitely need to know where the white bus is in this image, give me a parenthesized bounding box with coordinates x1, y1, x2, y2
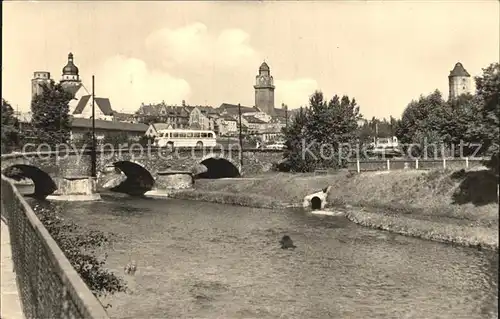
(154, 129, 217, 148)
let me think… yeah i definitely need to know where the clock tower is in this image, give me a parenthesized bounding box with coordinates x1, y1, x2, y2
(254, 61, 275, 116)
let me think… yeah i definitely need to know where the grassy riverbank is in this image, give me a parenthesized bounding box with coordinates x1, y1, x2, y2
(171, 169, 499, 249)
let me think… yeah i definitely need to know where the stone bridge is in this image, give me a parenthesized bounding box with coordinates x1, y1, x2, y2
(1, 147, 284, 198)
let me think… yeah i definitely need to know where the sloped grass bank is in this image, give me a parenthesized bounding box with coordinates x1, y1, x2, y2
(327, 169, 498, 229)
(169, 169, 499, 249)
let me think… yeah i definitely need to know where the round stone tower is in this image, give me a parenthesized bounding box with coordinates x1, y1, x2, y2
(31, 71, 51, 98)
(448, 62, 471, 100)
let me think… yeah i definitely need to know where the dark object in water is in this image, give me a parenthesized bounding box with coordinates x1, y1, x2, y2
(280, 235, 297, 249)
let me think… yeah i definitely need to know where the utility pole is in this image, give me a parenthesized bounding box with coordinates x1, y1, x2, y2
(16, 104, 22, 134)
(283, 103, 288, 129)
(238, 103, 243, 168)
(91, 75, 97, 178)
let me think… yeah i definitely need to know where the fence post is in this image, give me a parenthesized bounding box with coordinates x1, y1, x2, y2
(356, 159, 360, 173)
(443, 157, 446, 169)
(415, 159, 419, 170)
(386, 159, 390, 171)
(465, 157, 469, 169)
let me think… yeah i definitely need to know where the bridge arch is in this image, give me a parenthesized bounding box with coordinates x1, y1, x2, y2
(196, 154, 241, 179)
(2, 164, 57, 199)
(109, 161, 155, 196)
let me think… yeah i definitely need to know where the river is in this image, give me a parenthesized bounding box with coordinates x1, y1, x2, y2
(23, 191, 498, 319)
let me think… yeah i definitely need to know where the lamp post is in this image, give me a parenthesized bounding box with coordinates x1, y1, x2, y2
(91, 75, 97, 178)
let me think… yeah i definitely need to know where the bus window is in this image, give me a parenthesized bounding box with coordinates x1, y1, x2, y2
(186, 132, 193, 138)
(179, 133, 186, 138)
(208, 132, 214, 138)
(201, 132, 208, 138)
(193, 132, 200, 138)
(172, 132, 178, 138)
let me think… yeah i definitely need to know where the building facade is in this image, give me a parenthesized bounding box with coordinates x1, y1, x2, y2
(69, 118, 148, 142)
(448, 62, 472, 100)
(134, 102, 190, 128)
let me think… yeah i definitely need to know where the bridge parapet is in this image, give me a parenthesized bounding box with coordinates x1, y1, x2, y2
(2, 147, 284, 177)
(1, 148, 285, 197)
(0, 175, 109, 318)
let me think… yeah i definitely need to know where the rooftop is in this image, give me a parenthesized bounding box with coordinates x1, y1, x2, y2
(70, 117, 148, 132)
(449, 62, 471, 77)
(219, 103, 257, 115)
(244, 115, 268, 124)
(73, 95, 114, 116)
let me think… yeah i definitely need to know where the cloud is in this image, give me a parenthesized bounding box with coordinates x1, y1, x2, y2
(275, 78, 319, 109)
(94, 55, 191, 113)
(145, 23, 258, 69)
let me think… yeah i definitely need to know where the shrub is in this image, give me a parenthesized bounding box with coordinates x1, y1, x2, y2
(31, 202, 127, 298)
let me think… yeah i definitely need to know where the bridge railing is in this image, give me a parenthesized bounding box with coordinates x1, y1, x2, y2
(346, 157, 486, 172)
(0, 175, 109, 319)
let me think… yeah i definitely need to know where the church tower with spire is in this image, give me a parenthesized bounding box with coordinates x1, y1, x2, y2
(448, 62, 472, 100)
(60, 52, 82, 94)
(254, 61, 275, 116)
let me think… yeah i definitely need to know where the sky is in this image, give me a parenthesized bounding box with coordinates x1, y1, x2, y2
(2, 1, 499, 119)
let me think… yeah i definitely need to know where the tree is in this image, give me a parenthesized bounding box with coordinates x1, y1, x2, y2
(466, 63, 500, 174)
(31, 201, 127, 299)
(73, 131, 94, 149)
(102, 132, 130, 147)
(281, 90, 361, 172)
(395, 90, 448, 157)
(138, 135, 155, 147)
(31, 81, 72, 146)
(1, 98, 20, 153)
(282, 107, 315, 172)
(440, 94, 481, 156)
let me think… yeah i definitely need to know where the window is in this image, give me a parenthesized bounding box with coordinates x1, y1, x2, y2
(208, 132, 214, 138)
(193, 132, 200, 138)
(172, 132, 179, 138)
(201, 132, 208, 138)
(179, 133, 187, 138)
(186, 132, 193, 138)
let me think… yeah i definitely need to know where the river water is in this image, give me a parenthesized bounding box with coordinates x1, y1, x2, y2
(23, 192, 498, 319)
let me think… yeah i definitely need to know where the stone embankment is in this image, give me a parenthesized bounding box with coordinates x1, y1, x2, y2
(168, 169, 499, 250)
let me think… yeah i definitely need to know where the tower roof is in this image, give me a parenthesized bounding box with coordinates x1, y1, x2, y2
(449, 62, 470, 77)
(259, 61, 270, 71)
(62, 52, 79, 76)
